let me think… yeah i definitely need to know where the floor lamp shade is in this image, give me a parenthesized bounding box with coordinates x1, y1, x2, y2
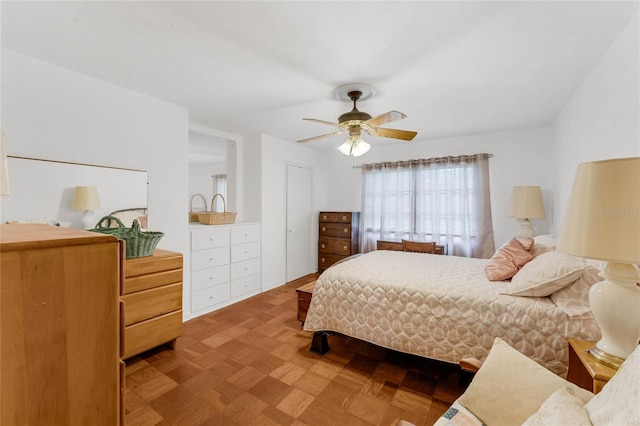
(507, 186, 545, 238)
(557, 157, 640, 368)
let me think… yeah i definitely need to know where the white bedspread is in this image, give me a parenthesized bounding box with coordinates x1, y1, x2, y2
(303, 251, 601, 375)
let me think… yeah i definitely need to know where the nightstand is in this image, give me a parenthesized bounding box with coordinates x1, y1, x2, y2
(566, 338, 616, 394)
(296, 281, 316, 326)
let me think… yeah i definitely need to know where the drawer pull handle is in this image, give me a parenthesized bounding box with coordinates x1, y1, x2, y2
(343, 228, 348, 233)
(321, 257, 325, 262)
(244, 250, 248, 254)
(209, 296, 214, 299)
(342, 215, 347, 220)
(244, 267, 248, 271)
(244, 234, 248, 237)
(209, 276, 213, 280)
(321, 244, 325, 249)
(321, 227, 326, 232)
(209, 257, 213, 260)
(322, 215, 327, 220)
(343, 246, 348, 250)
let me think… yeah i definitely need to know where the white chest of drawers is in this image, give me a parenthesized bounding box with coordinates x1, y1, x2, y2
(189, 222, 261, 317)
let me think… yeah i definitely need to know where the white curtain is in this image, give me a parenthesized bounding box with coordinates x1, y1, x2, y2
(211, 174, 227, 212)
(361, 154, 495, 258)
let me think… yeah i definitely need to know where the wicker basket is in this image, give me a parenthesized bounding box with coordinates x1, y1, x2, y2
(90, 216, 164, 258)
(198, 193, 237, 225)
(189, 194, 207, 222)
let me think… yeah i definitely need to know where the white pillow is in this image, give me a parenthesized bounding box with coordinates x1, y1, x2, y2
(458, 338, 593, 426)
(522, 386, 592, 425)
(550, 266, 602, 318)
(502, 250, 585, 297)
(532, 234, 557, 257)
(585, 344, 640, 425)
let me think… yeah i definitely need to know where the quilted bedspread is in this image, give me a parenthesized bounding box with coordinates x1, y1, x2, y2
(303, 250, 601, 375)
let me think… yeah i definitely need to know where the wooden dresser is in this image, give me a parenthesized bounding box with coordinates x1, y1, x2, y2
(121, 249, 183, 359)
(318, 211, 360, 272)
(1, 224, 123, 425)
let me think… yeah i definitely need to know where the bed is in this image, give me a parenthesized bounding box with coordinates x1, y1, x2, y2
(303, 241, 602, 376)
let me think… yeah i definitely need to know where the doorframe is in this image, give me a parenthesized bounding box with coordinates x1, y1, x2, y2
(285, 161, 315, 282)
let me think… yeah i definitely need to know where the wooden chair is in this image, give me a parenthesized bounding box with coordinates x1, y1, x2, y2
(401, 240, 437, 254)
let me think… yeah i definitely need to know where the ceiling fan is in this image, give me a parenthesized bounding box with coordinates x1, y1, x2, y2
(298, 89, 418, 157)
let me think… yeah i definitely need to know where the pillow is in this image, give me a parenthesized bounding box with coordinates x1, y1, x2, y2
(550, 266, 602, 318)
(458, 337, 593, 426)
(485, 238, 534, 281)
(502, 250, 585, 297)
(585, 343, 640, 425)
(532, 234, 557, 257)
(522, 386, 592, 425)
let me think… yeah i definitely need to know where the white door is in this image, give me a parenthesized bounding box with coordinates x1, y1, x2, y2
(286, 164, 313, 281)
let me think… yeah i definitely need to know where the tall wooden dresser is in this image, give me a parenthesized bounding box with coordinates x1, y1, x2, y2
(318, 211, 360, 272)
(1, 224, 123, 425)
(121, 249, 183, 359)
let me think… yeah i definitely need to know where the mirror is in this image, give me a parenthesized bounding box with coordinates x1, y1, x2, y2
(1, 156, 148, 229)
(188, 128, 235, 220)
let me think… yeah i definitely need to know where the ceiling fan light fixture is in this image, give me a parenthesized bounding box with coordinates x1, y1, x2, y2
(338, 136, 370, 157)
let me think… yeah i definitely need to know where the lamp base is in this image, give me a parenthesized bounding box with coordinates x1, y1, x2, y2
(588, 261, 640, 369)
(81, 210, 95, 230)
(517, 218, 536, 239)
(588, 345, 625, 370)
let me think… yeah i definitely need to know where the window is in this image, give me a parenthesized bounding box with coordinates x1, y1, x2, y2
(361, 154, 495, 258)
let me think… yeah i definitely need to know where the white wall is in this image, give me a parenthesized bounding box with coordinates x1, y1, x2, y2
(188, 162, 226, 212)
(260, 133, 329, 290)
(326, 127, 556, 248)
(1, 48, 190, 265)
(553, 12, 640, 234)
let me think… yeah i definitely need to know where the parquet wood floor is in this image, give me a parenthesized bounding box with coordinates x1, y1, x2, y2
(124, 274, 468, 426)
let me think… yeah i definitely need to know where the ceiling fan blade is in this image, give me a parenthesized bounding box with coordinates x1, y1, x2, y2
(368, 127, 417, 141)
(297, 130, 346, 143)
(303, 118, 341, 127)
(362, 111, 407, 127)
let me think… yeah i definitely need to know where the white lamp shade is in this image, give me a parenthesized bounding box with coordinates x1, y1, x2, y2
(557, 157, 640, 264)
(72, 186, 101, 211)
(507, 186, 545, 219)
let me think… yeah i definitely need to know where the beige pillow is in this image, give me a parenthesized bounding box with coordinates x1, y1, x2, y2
(502, 250, 585, 297)
(522, 386, 592, 425)
(550, 266, 602, 317)
(458, 338, 593, 426)
(585, 343, 640, 425)
(485, 238, 534, 281)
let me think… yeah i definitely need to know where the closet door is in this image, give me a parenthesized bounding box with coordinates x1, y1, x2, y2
(286, 163, 313, 281)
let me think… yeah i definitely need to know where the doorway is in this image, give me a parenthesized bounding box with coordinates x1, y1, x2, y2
(286, 163, 313, 282)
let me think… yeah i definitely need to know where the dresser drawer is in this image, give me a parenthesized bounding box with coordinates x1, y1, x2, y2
(191, 284, 230, 312)
(319, 238, 352, 255)
(125, 249, 183, 277)
(231, 274, 261, 298)
(319, 223, 351, 238)
(191, 227, 230, 251)
(231, 224, 261, 245)
(231, 257, 261, 281)
(122, 283, 182, 326)
(231, 241, 260, 263)
(319, 212, 352, 223)
(123, 269, 182, 294)
(191, 264, 229, 292)
(318, 253, 348, 271)
(122, 310, 182, 359)
(191, 247, 230, 271)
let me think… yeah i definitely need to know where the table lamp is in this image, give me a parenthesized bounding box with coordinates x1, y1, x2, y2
(557, 157, 640, 369)
(72, 186, 101, 229)
(507, 186, 545, 238)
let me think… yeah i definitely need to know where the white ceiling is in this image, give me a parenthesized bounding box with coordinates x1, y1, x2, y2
(1, 1, 638, 152)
